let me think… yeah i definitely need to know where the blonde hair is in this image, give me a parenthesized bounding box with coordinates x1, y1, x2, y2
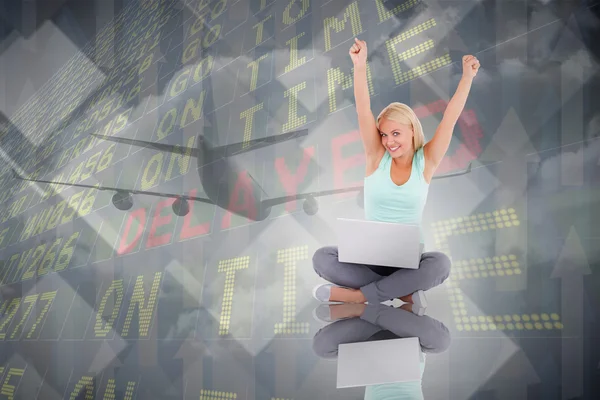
(376, 102, 425, 151)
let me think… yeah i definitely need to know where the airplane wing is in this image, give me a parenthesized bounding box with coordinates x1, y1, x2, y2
(260, 161, 475, 208)
(12, 170, 215, 205)
(261, 185, 363, 208)
(90, 134, 200, 157)
(92, 129, 308, 160)
(431, 161, 473, 178)
(211, 129, 309, 157)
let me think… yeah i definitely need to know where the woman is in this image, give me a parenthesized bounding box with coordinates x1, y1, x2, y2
(312, 302, 451, 400)
(312, 38, 480, 305)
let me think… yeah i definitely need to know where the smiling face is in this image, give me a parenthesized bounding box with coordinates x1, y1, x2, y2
(378, 117, 414, 157)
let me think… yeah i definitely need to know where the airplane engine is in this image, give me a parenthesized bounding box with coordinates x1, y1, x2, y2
(172, 197, 190, 216)
(257, 205, 272, 221)
(303, 196, 318, 216)
(112, 191, 133, 211)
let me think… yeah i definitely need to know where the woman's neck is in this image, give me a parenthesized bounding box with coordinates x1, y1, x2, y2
(392, 150, 414, 168)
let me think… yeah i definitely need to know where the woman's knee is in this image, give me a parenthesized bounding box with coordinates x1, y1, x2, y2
(312, 246, 337, 276)
(423, 251, 451, 281)
(422, 323, 452, 354)
(312, 330, 338, 359)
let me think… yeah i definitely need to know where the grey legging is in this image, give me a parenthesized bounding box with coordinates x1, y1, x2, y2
(312, 303, 451, 358)
(312, 245, 451, 304)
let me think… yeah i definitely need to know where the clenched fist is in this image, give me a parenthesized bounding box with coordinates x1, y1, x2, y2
(463, 55, 480, 79)
(349, 38, 367, 67)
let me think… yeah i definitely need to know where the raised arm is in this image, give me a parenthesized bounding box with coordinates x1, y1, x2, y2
(350, 38, 382, 159)
(424, 55, 480, 172)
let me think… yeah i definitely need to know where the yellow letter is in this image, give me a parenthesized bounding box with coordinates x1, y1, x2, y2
(2, 254, 20, 285)
(189, 6, 210, 37)
(284, 32, 306, 73)
(192, 56, 214, 84)
(38, 238, 61, 276)
(9, 294, 38, 339)
(0, 298, 21, 339)
(46, 199, 66, 230)
(94, 279, 124, 338)
(68, 376, 94, 400)
(202, 24, 221, 49)
(22, 244, 46, 280)
(274, 246, 310, 334)
(182, 37, 200, 64)
(10, 249, 33, 284)
(26, 291, 57, 339)
(385, 19, 451, 85)
(247, 54, 268, 92)
(180, 89, 206, 127)
(166, 136, 195, 180)
(240, 103, 264, 148)
(54, 232, 79, 272)
(169, 68, 191, 99)
(282, 82, 307, 132)
(20, 214, 39, 242)
(252, 14, 272, 46)
(103, 380, 137, 400)
(327, 64, 374, 113)
(121, 272, 162, 337)
(139, 52, 154, 74)
(157, 108, 177, 140)
(0, 227, 9, 248)
(376, 0, 420, 23)
(0, 368, 25, 400)
(323, 1, 362, 52)
(283, 0, 310, 26)
(142, 153, 163, 190)
(61, 191, 84, 224)
(33, 207, 53, 236)
(217, 257, 249, 336)
(9, 195, 28, 219)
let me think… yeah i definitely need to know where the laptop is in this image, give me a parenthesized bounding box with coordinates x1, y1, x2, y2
(336, 218, 421, 269)
(337, 337, 422, 388)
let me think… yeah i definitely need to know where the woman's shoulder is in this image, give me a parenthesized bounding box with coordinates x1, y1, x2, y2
(365, 148, 389, 178)
(415, 146, 426, 171)
(416, 145, 425, 158)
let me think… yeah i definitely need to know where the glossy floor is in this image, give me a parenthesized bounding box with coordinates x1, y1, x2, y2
(0, 0, 599, 399)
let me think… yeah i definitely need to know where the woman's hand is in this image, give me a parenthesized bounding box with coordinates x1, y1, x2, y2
(462, 55, 480, 79)
(349, 37, 367, 67)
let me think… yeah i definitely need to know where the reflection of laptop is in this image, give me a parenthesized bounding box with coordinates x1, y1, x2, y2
(336, 218, 421, 269)
(337, 337, 421, 388)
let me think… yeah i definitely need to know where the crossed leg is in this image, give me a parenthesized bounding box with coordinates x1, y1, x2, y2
(312, 246, 451, 304)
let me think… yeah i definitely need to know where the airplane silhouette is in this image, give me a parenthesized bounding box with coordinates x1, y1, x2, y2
(12, 130, 473, 221)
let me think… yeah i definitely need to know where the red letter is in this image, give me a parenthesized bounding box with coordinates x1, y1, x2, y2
(180, 189, 210, 239)
(331, 130, 365, 199)
(274, 146, 315, 211)
(221, 171, 257, 229)
(146, 199, 174, 248)
(117, 208, 146, 255)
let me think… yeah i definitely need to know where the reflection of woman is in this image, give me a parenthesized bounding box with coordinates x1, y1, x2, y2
(312, 303, 451, 399)
(312, 38, 479, 305)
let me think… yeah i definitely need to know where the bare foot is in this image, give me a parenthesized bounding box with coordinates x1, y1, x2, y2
(400, 303, 413, 313)
(399, 293, 413, 303)
(329, 303, 367, 320)
(330, 286, 367, 303)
